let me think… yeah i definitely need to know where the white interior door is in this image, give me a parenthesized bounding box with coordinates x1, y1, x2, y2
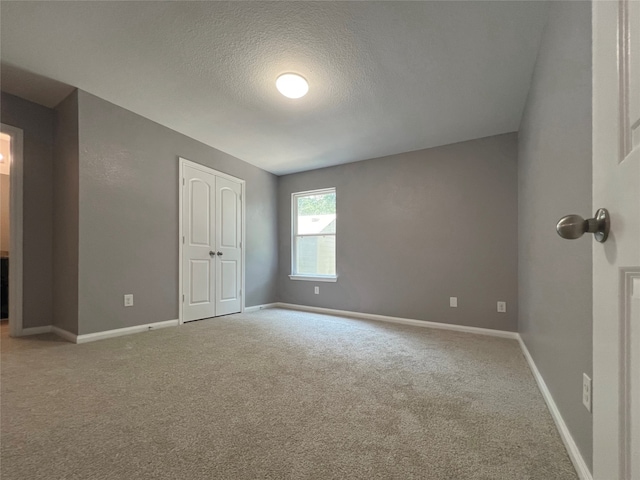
(215, 176, 242, 316)
(592, 1, 640, 479)
(182, 164, 216, 322)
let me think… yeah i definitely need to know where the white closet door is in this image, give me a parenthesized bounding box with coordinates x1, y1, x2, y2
(214, 176, 242, 316)
(182, 165, 217, 322)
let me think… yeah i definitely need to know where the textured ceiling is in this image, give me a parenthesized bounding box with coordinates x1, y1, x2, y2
(0, 1, 548, 175)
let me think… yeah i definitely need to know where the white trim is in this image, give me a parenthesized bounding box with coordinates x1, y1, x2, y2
(178, 157, 246, 325)
(1, 124, 24, 338)
(288, 275, 338, 283)
(275, 303, 519, 339)
(291, 188, 336, 279)
(518, 336, 593, 480)
(290, 187, 336, 198)
(241, 176, 245, 315)
(20, 325, 53, 336)
(243, 303, 279, 313)
(51, 326, 78, 343)
(178, 158, 184, 324)
(53, 319, 179, 344)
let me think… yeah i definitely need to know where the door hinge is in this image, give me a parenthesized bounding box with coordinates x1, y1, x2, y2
(182, 236, 185, 244)
(239, 289, 242, 296)
(182, 178, 185, 186)
(182, 294, 185, 302)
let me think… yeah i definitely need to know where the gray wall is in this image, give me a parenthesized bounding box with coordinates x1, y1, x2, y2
(278, 134, 519, 331)
(0, 92, 54, 329)
(52, 91, 80, 334)
(518, 1, 592, 471)
(76, 90, 278, 335)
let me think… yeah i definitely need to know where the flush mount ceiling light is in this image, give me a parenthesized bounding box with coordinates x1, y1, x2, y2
(276, 73, 309, 99)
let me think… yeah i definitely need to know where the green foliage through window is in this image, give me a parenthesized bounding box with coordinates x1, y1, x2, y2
(297, 193, 336, 216)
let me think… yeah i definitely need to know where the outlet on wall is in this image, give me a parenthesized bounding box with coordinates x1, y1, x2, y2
(449, 297, 458, 308)
(124, 294, 134, 307)
(497, 301, 507, 313)
(314, 286, 319, 295)
(583, 373, 592, 412)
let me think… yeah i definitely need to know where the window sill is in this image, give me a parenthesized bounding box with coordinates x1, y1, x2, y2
(289, 275, 338, 283)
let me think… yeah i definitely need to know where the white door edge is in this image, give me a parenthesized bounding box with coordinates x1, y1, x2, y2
(1, 123, 24, 337)
(178, 157, 245, 325)
(592, 1, 640, 478)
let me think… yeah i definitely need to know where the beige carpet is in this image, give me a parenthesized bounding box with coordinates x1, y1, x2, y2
(1, 309, 577, 479)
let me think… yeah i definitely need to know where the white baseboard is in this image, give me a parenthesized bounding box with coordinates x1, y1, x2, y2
(20, 325, 53, 336)
(51, 326, 78, 343)
(52, 319, 179, 344)
(517, 336, 592, 480)
(275, 302, 519, 339)
(244, 303, 280, 313)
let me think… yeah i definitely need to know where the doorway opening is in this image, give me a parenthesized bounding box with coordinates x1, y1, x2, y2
(1, 124, 24, 337)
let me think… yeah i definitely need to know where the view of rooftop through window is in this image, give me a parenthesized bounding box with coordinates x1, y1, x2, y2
(293, 190, 336, 277)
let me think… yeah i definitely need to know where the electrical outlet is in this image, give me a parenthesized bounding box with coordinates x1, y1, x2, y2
(124, 294, 134, 307)
(497, 301, 507, 313)
(450, 297, 458, 308)
(314, 286, 319, 295)
(583, 373, 592, 412)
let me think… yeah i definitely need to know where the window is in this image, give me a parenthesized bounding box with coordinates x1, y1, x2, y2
(290, 188, 337, 282)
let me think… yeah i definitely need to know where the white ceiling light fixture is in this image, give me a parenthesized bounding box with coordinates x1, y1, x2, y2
(276, 73, 309, 99)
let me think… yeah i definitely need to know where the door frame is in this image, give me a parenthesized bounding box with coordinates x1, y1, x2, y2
(1, 123, 24, 337)
(178, 157, 245, 325)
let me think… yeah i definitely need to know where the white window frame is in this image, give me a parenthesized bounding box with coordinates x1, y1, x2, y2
(289, 187, 337, 282)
